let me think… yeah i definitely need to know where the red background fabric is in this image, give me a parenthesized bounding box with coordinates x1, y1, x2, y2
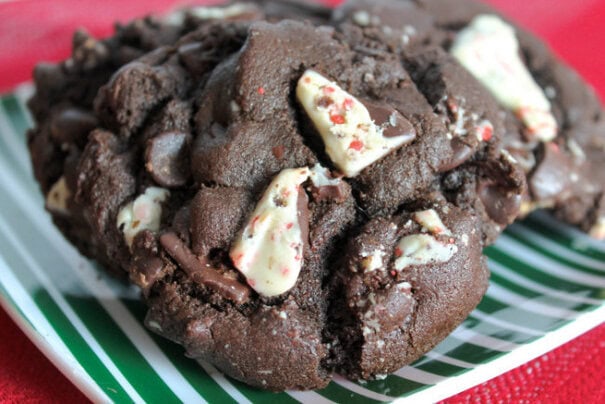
(0, 0, 603, 402)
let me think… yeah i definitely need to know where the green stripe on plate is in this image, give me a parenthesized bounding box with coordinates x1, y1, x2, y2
(123, 300, 254, 404)
(505, 227, 604, 276)
(0, 234, 132, 401)
(463, 316, 539, 345)
(355, 375, 427, 398)
(2, 96, 30, 136)
(317, 381, 387, 403)
(0, 212, 179, 403)
(32, 290, 134, 402)
(522, 216, 605, 261)
(432, 337, 506, 364)
(486, 247, 604, 298)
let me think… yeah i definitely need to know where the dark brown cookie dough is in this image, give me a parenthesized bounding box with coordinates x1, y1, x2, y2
(27, 0, 604, 392)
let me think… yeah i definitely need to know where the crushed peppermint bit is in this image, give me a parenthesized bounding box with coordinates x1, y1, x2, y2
(451, 15, 557, 142)
(46, 176, 71, 215)
(117, 187, 170, 248)
(475, 120, 494, 142)
(361, 249, 385, 272)
(589, 216, 605, 240)
(296, 70, 415, 177)
(257, 86, 265, 95)
(229, 168, 310, 297)
(353, 11, 371, 26)
(567, 138, 586, 162)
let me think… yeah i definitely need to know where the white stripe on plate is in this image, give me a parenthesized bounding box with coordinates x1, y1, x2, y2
(487, 283, 579, 320)
(0, 216, 145, 404)
(489, 259, 602, 305)
(0, 158, 208, 403)
(287, 391, 337, 404)
(451, 326, 520, 352)
(0, 255, 109, 404)
(422, 351, 475, 369)
(509, 223, 605, 272)
(13, 83, 35, 128)
(394, 366, 445, 384)
(332, 375, 396, 402)
(495, 235, 605, 288)
(0, 105, 32, 174)
(470, 308, 544, 337)
(197, 361, 250, 404)
(531, 211, 605, 253)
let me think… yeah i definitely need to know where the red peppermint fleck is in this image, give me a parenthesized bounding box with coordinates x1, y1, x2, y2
(232, 253, 244, 266)
(348, 140, 364, 151)
(447, 100, 458, 114)
(304, 76, 311, 83)
(247, 279, 256, 287)
(394, 247, 403, 257)
(477, 123, 493, 142)
(390, 270, 397, 277)
(449, 238, 455, 244)
(286, 222, 294, 230)
(330, 113, 346, 125)
(323, 86, 335, 94)
(257, 87, 265, 95)
(294, 254, 302, 261)
(281, 267, 290, 276)
(250, 215, 260, 232)
(343, 98, 354, 111)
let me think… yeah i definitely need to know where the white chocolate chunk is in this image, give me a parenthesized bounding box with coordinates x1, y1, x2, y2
(46, 176, 71, 215)
(412, 209, 451, 236)
(117, 187, 170, 248)
(309, 163, 341, 187)
(589, 217, 605, 240)
(230, 167, 311, 297)
(296, 70, 412, 177)
(361, 249, 385, 272)
(451, 15, 557, 142)
(165, 3, 255, 25)
(394, 234, 458, 270)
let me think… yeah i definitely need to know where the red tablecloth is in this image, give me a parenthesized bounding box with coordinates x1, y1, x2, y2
(0, 0, 604, 402)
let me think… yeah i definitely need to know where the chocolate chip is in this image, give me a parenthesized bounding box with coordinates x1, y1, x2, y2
(363, 101, 416, 140)
(438, 138, 473, 172)
(529, 143, 573, 201)
(478, 182, 522, 225)
(50, 108, 98, 145)
(178, 42, 213, 76)
(145, 131, 191, 188)
(160, 232, 250, 304)
(310, 182, 348, 203)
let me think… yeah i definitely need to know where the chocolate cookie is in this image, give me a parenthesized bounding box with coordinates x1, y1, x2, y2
(27, 0, 603, 392)
(415, 0, 605, 238)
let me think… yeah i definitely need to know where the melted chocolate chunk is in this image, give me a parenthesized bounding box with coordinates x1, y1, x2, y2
(145, 131, 191, 188)
(160, 232, 250, 304)
(529, 142, 573, 202)
(50, 108, 98, 146)
(439, 138, 473, 172)
(364, 100, 417, 140)
(478, 181, 523, 225)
